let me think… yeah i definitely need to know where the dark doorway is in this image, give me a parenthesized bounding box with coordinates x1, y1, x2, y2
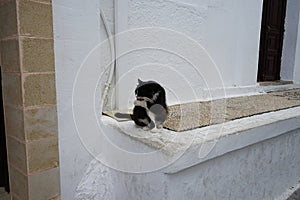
(257, 0, 287, 82)
(0, 68, 9, 193)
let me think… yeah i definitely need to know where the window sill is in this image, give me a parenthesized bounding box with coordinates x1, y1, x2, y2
(102, 106, 300, 174)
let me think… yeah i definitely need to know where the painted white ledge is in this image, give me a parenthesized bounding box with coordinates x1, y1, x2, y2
(164, 106, 300, 174)
(276, 182, 300, 200)
(102, 106, 300, 174)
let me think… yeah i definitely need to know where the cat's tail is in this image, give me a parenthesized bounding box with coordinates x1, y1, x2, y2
(114, 113, 133, 120)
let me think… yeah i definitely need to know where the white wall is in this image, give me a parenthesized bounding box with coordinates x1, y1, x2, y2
(293, 8, 300, 83)
(281, 0, 300, 81)
(116, 0, 263, 109)
(53, 0, 264, 111)
(52, 1, 300, 199)
(75, 128, 300, 200)
(52, 0, 102, 199)
(52, 0, 264, 197)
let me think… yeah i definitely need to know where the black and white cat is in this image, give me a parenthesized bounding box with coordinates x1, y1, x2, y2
(115, 79, 168, 132)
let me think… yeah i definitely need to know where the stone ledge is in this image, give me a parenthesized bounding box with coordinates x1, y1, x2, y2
(102, 106, 300, 174)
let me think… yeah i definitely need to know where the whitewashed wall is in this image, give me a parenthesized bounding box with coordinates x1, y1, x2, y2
(52, 0, 263, 198)
(128, 0, 263, 87)
(52, 0, 300, 199)
(116, 0, 264, 109)
(281, 0, 300, 81)
(75, 127, 300, 200)
(52, 0, 102, 199)
(294, 10, 300, 83)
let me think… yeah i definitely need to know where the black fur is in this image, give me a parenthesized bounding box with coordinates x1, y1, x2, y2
(131, 106, 152, 128)
(115, 79, 168, 130)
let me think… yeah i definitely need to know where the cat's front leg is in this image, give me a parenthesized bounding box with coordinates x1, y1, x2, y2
(150, 122, 163, 133)
(143, 126, 150, 131)
(150, 127, 160, 133)
(143, 120, 155, 131)
(156, 122, 164, 129)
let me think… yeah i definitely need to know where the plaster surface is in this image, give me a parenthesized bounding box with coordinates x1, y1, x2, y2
(52, 0, 102, 199)
(294, 10, 300, 83)
(52, 0, 300, 199)
(281, 0, 300, 81)
(116, 0, 263, 109)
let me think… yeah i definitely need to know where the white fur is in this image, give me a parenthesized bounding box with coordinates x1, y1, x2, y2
(152, 91, 160, 101)
(147, 110, 156, 125)
(134, 100, 147, 108)
(150, 127, 160, 133)
(143, 126, 150, 131)
(138, 118, 146, 123)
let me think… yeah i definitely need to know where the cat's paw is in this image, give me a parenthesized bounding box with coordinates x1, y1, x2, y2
(150, 127, 161, 133)
(143, 126, 150, 131)
(156, 124, 163, 129)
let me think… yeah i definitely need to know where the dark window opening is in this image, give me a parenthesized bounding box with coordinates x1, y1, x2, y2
(0, 67, 10, 193)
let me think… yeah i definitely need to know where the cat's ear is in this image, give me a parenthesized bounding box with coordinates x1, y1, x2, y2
(152, 91, 160, 101)
(138, 79, 143, 84)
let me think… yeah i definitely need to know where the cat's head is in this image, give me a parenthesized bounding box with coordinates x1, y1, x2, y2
(135, 79, 161, 101)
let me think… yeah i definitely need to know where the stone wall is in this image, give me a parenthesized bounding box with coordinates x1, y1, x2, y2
(0, 0, 60, 199)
